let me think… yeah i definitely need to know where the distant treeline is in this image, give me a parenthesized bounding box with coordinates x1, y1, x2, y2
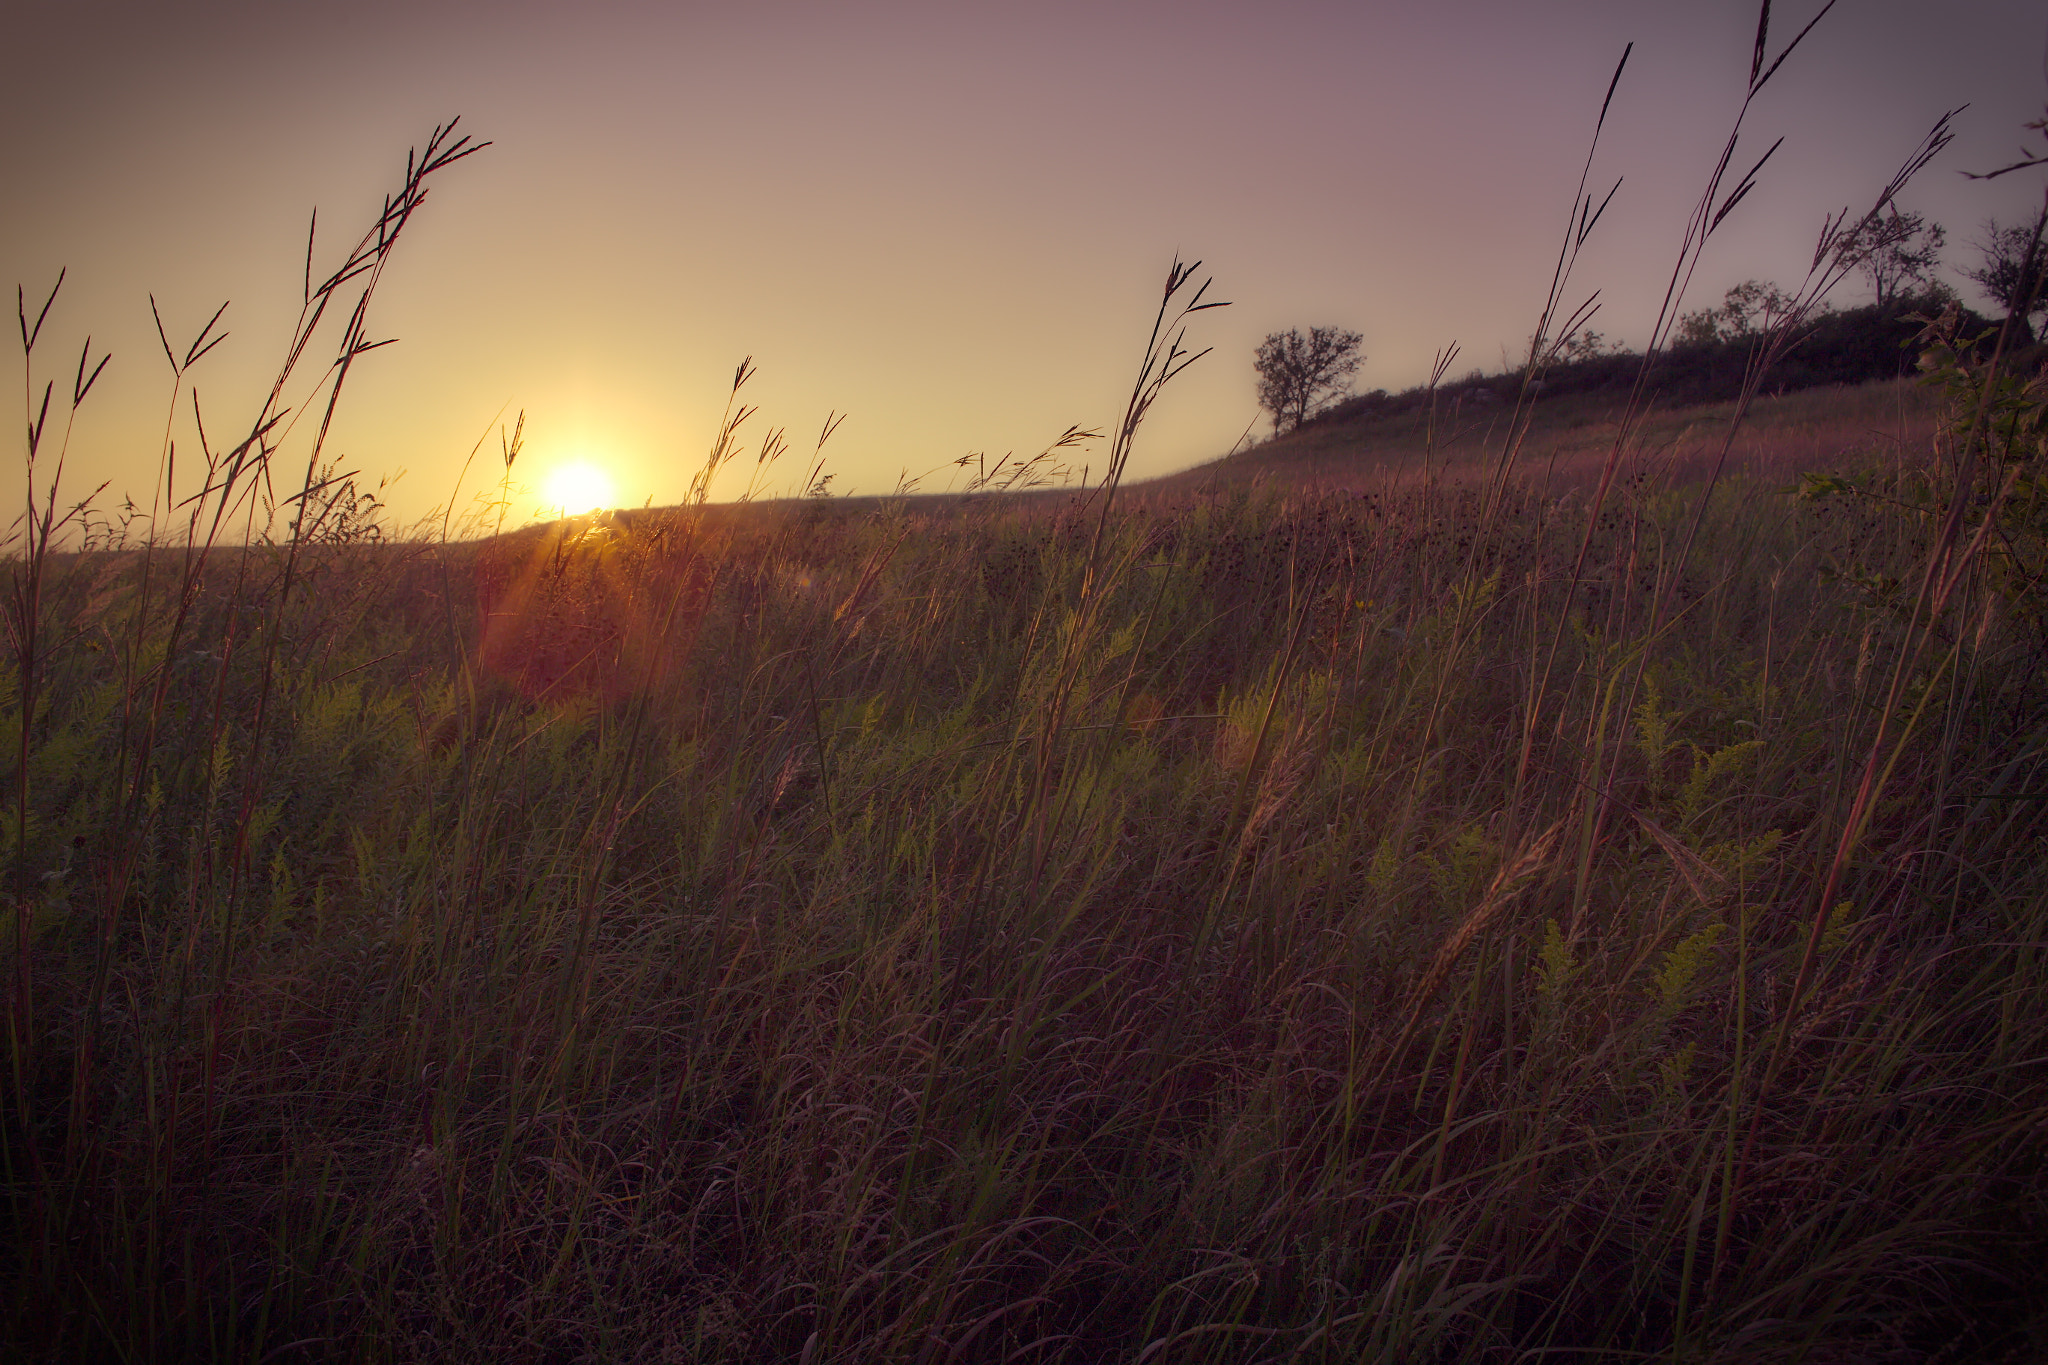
(1314, 293, 2014, 427)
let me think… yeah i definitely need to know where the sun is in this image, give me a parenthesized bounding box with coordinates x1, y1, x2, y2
(541, 460, 616, 516)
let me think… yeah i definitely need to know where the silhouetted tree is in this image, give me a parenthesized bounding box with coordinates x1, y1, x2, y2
(1559, 327, 1616, 362)
(1674, 280, 1803, 348)
(1832, 208, 1946, 305)
(1254, 327, 1363, 434)
(1963, 208, 2048, 344)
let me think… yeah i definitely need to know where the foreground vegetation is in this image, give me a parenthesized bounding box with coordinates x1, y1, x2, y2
(7, 358, 2047, 1359)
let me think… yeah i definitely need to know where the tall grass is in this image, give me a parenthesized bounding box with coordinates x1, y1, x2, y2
(6, 16, 2047, 1364)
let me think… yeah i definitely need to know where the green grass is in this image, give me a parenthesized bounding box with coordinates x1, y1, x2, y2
(6, 17, 2048, 1358)
(6, 440, 2043, 1361)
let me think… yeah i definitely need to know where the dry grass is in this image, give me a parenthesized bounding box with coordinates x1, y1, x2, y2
(6, 418, 2041, 1362)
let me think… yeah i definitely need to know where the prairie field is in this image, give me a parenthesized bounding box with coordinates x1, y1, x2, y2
(5, 351, 2047, 1361)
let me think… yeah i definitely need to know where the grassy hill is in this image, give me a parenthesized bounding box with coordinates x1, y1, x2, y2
(1160, 376, 1948, 495)
(1165, 292, 2011, 497)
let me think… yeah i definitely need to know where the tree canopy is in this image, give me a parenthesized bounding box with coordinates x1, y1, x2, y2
(1254, 327, 1364, 434)
(1962, 209, 2048, 342)
(1832, 208, 1946, 306)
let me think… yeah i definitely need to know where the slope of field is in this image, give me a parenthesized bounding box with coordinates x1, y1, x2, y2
(1156, 376, 1947, 495)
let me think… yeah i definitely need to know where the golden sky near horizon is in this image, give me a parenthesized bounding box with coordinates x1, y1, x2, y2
(7, 0, 2048, 533)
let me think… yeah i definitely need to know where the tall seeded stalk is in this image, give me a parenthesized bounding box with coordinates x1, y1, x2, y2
(1510, 6, 1958, 952)
(1734, 155, 2048, 1222)
(1516, 0, 1845, 799)
(1082, 259, 1229, 569)
(1539, 112, 1961, 947)
(7, 273, 111, 1146)
(108, 293, 226, 812)
(1477, 43, 1629, 527)
(217, 123, 485, 980)
(1582, 112, 1962, 918)
(1022, 260, 1227, 874)
(57, 124, 487, 1184)
(1573, 119, 1960, 939)
(1400, 44, 1627, 846)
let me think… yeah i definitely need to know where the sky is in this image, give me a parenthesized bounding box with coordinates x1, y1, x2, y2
(7, 0, 2048, 532)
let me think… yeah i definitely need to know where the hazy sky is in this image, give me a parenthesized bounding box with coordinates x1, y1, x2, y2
(7, 0, 2047, 528)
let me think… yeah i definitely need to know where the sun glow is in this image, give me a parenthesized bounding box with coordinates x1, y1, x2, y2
(541, 461, 617, 516)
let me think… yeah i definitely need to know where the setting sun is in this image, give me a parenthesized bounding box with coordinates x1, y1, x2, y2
(541, 460, 616, 516)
